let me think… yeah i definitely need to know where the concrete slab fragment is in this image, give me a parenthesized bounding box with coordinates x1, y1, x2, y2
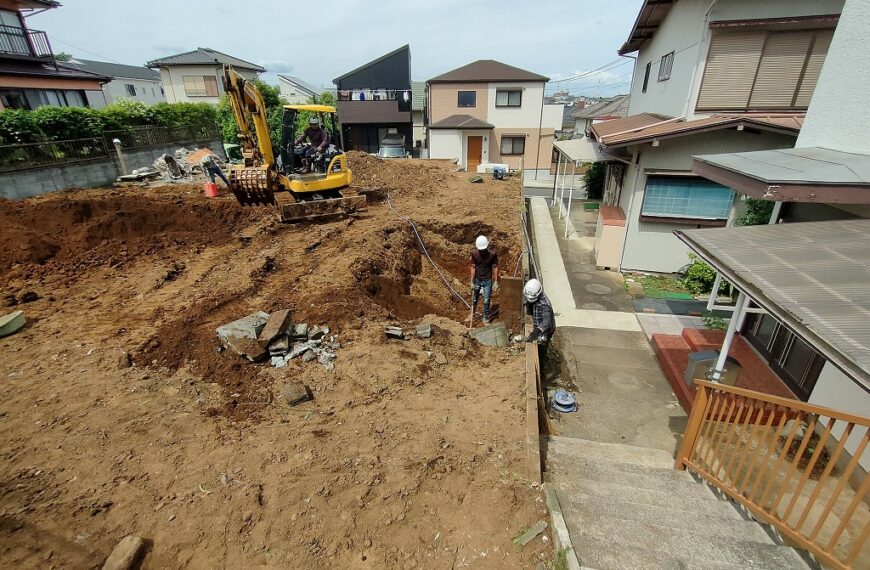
(216, 311, 270, 343)
(258, 309, 293, 347)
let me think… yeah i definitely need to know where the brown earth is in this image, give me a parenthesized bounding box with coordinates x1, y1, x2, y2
(0, 154, 549, 569)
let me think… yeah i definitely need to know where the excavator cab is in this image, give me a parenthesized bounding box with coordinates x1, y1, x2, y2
(222, 66, 364, 222)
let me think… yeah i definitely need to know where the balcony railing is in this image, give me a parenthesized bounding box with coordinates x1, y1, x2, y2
(676, 380, 870, 570)
(0, 25, 53, 59)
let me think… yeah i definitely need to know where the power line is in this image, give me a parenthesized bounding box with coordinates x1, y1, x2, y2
(48, 35, 125, 64)
(549, 58, 631, 84)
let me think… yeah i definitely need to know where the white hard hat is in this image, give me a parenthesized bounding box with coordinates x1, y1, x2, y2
(523, 278, 543, 303)
(309, 116, 319, 124)
(475, 235, 489, 250)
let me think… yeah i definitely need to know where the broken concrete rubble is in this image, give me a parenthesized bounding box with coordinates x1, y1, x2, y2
(289, 323, 309, 340)
(268, 334, 290, 356)
(258, 309, 293, 347)
(216, 312, 269, 344)
(225, 336, 268, 362)
(283, 382, 312, 406)
(469, 322, 509, 347)
(415, 323, 432, 339)
(385, 326, 405, 339)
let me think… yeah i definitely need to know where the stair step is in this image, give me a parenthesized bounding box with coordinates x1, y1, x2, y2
(548, 454, 717, 499)
(554, 477, 744, 520)
(560, 494, 772, 543)
(547, 436, 675, 470)
(569, 515, 812, 569)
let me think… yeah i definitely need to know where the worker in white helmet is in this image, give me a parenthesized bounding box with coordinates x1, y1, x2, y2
(521, 278, 555, 344)
(469, 235, 499, 325)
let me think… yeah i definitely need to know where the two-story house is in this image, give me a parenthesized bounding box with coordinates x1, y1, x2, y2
(0, 0, 109, 110)
(146, 47, 264, 105)
(65, 59, 163, 107)
(277, 75, 318, 105)
(334, 45, 413, 154)
(426, 60, 563, 176)
(588, 0, 844, 274)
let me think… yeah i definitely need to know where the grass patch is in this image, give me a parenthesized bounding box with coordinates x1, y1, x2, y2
(639, 275, 693, 300)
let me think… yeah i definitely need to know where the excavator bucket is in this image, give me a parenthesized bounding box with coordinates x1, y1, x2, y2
(275, 193, 367, 222)
(228, 166, 275, 206)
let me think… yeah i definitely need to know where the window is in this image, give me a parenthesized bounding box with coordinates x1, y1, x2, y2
(642, 62, 651, 93)
(62, 90, 86, 107)
(183, 75, 219, 97)
(495, 89, 522, 107)
(500, 136, 525, 155)
(0, 87, 28, 109)
(0, 9, 29, 56)
(658, 52, 674, 81)
(125, 84, 136, 97)
(457, 90, 476, 107)
(697, 28, 834, 111)
(641, 176, 734, 221)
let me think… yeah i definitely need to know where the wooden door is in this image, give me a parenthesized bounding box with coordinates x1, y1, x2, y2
(467, 136, 483, 172)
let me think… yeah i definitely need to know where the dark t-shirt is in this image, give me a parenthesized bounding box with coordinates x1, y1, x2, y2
(471, 249, 498, 281)
(300, 127, 328, 149)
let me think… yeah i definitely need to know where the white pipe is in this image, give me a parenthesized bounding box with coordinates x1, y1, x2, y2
(769, 200, 783, 224)
(616, 151, 642, 272)
(710, 291, 747, 382)
(558, 157, 568, 218)
(552, 154, 563, 206)
(565, 162, 576, 238)
(707, 273, 723, 311)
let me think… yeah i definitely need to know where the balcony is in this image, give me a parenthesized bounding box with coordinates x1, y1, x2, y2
(0, 25, 53, 60)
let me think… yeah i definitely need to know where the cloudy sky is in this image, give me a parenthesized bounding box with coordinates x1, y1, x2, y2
(32, 0, 643, 96)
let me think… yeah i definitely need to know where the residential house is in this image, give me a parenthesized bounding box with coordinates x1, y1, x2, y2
(586, 0, 845, 274)
(571, 94, 628, 135)
(64, 59, 163, 107)
(0, 0, 108, 110)
(411, 80, 425, 152)
(146, 47, 265, 104)
(334, 45, 413, 154)
(277, 75, 318, 104)
(426, 59, 563, 175)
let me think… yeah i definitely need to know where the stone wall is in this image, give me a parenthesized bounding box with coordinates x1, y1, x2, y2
(0, 138, 226, 200)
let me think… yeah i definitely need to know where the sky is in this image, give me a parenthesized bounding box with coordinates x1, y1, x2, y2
(31, 0, 644, 97)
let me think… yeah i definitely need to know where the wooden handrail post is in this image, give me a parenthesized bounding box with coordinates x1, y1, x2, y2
(675, 382, 710, 470)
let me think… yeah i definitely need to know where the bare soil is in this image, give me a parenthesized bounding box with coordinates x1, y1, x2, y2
(0, 154, 547, 569)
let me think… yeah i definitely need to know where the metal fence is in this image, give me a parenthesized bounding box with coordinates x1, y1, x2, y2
(0, 124, 220, 173)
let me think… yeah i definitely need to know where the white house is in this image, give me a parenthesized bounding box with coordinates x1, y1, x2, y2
(146, 47, 265, 105)
(587, 0, 846, 274)
(277, 75, 318, 104)
(64, 58, 163, 107)
(427, 60, 563, 176)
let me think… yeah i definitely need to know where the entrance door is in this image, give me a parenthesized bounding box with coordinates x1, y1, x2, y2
(467, 136, 483, 172)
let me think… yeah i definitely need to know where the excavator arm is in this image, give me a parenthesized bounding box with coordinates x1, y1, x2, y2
(222, 66, 274, 167)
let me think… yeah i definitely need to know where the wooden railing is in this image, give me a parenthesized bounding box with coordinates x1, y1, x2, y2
(676, 380, 869, 569)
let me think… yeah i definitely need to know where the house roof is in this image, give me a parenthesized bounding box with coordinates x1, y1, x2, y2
(693, 147, 870, 204)
(0, 60, 109, 82)
(674, 219, 870, 389)
(146, 47, 265, 72)
(411, 81, 425, 112)
(336, 100, 410, 124)
(592, 113, 804, 147)
(65, 58, 160, 82)
(428, 114, 494, 130)
(571, 95, 630, 120)
(333, 44, 409, 83)
(619, 0, 675, 55)
(17, 0, 60, 9)
(428, 60, 549, 83)
(277, 75, 318, 95)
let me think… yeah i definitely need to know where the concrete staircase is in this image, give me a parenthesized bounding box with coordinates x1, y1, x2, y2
(546, 436, 817, 569)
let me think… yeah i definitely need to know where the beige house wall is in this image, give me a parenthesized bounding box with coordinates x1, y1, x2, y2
(428, 82, 488, 123)
(491, 127, 554, 170)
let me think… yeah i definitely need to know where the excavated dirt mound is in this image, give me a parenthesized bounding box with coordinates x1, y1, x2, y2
(0, 158, 548, 569)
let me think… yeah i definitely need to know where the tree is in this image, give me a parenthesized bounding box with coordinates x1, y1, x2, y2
(735, 197, 775, 226)
(216, 81, 287, 153)
(583, 161, 606, 200)
(55, 52, 73, 62)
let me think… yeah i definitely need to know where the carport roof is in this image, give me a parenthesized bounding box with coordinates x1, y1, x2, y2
(674, 219, 870, 390)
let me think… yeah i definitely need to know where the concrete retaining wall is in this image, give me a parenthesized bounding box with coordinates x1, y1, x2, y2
(0, 138, 226, 200)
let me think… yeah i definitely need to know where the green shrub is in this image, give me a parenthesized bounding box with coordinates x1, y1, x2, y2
(735, 196, 775, 226)
(702, 311, 728, 331)
(583, 161, 606, 200)
(31, 106, 103, 141)
(681, 253, 717, 295)
(0, 109, 39, 144)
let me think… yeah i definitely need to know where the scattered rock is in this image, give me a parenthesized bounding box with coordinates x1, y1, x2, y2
(364, 537, 372, 548)
(225, 336, 268, 362)
(433, 353, 448, 366)
(289, 323, 309, 341)
(385, 326, 405, 339)
(101, 535, 145, 570)
(415, 323, 432, 339)
(287, 341, 316, 360)
(268, 334, 290, 356)
(18, 291, 39, 303)
(270, 355, 288, 368)
(302, 350, 317, 363)
(283, 382, 312, 406)
(257, 309, 293, 347)
(308, 326, 329, 341)
(117, 351, 132, 370)
(243, 510, 253, 523)
(469, 175, 484, 183)
(513, 520, 547, 546)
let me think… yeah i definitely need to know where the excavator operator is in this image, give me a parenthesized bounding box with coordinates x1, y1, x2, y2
(296, 116, 329, 173)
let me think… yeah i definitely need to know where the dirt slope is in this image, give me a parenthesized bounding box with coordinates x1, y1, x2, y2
(0, 155, 548, 568)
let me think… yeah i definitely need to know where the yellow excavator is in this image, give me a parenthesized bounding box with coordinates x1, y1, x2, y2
(222, 66, 365, 221)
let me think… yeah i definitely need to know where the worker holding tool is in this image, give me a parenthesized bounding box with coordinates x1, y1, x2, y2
(296, 116, 329, 173)
(200, 154, 230, 187)
(469, 235, 499, 325)
(518, 278, 556, 354)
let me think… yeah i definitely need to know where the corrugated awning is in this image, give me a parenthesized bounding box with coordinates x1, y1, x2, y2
(693, 147, 870, 204)
(554, 137, 625, 163)
(674, 220, 870, 390)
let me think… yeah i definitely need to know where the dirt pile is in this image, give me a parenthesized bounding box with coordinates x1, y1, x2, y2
(0, 158, 548, 568)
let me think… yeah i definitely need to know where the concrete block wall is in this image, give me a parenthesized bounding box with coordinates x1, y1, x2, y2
(0, 138, 226, 200)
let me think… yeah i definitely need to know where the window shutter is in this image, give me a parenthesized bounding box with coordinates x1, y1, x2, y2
(748, 31, 813, 109)
(697, 31, 765, 110)
(794, 29, 834, 108)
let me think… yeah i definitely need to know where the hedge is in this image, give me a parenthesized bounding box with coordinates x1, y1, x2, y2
(0, 100, 218, 145)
